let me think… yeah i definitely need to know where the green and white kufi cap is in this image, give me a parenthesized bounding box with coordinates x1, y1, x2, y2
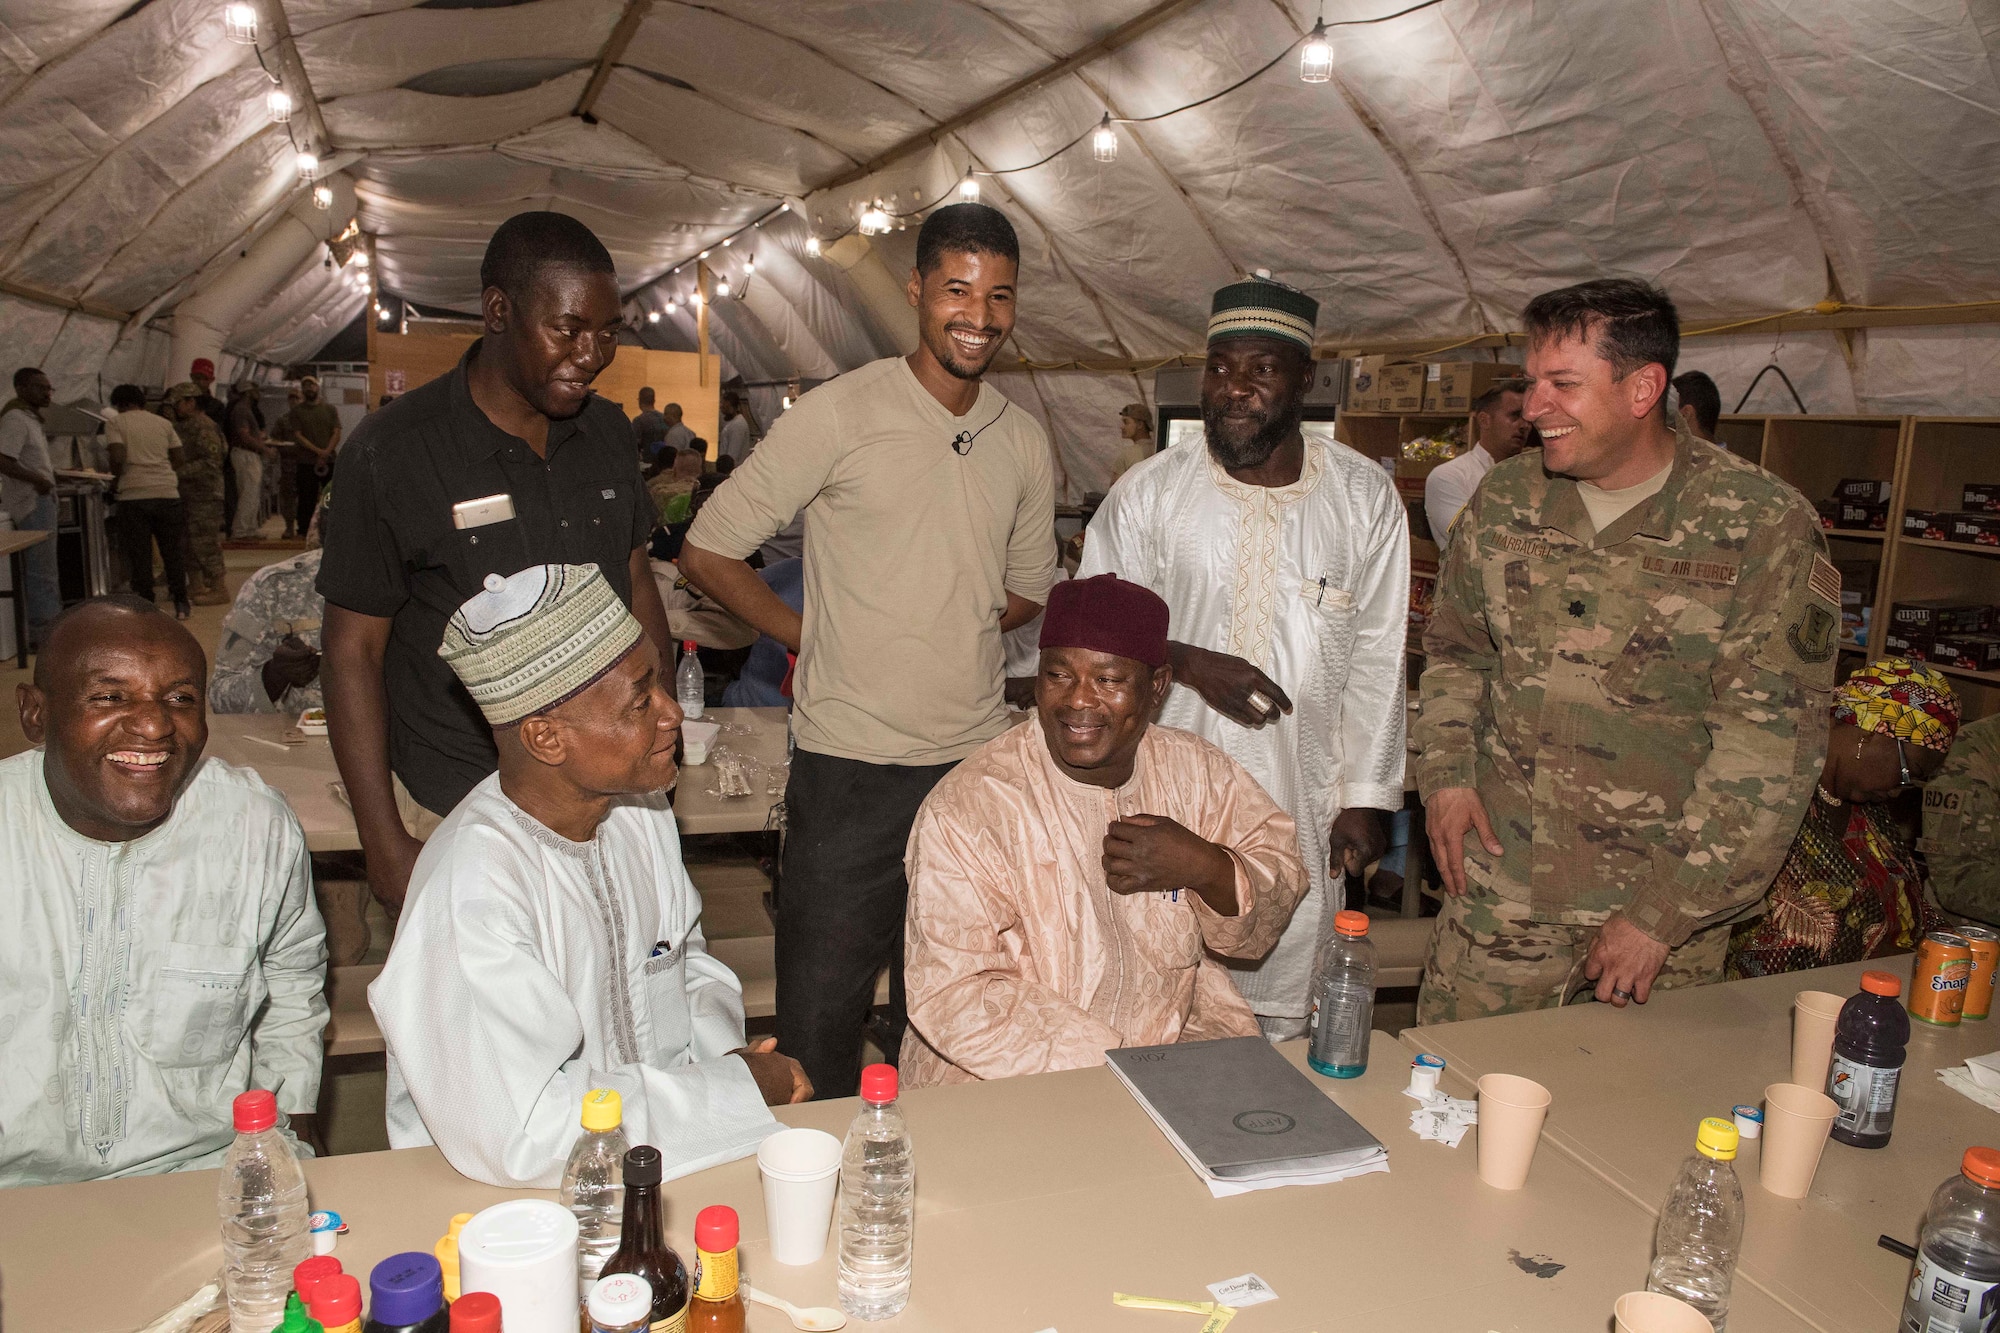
(1207, 276, 1319, 351)
(438, 563, 642, 726)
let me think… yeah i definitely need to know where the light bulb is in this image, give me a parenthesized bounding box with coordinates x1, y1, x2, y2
(296, 150, 318, 182)
(1091, 113, 1117, 164)
(698, 249, 710, 260)
(721, 237, 732, 247)
(311, 183, 333, 210)
(957, 174, 981, 203)
(716, 277, 731, 297)
(1300, 19, 1333, 83)
(665, 297, 678, 312)
(647, 310, 660, 323)
(267, 88, 293, 123)
(805, 234, 821, 257)
(782, 395, 793, 410)
(779, 201, 790, 212)
(672, 265, 681, 275)
(859, 200, 891, 235)
(744, 254, 755, 274)
(351, 250, 369, 267)
(223, 2, 258, 44)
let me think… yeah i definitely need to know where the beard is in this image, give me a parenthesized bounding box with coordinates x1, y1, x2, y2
(925, 322, 1003, 381)
(1202, 393, 1304, 470)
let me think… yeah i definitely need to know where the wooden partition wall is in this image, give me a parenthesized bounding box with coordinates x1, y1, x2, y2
(369, 330, 721, 446)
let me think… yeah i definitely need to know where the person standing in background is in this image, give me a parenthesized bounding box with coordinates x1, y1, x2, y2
(166, 383, 231, 607)
(718, 393, 754, 466)
(1107, 401, 1154, 484)
(680, 202, 1056, 1098)
(226, 379, 271, 540)
(1080, 278, 1409, 1039)
(1423, 378, 1531, 542)
(1672, 370, 1724, 445)
(272, 385, 303, 538)
(661, 400, 696, 461)
(318, 210, 673, 910)
(282, 375, 342, 537)
(633, 386, 670, 463)
(1928, 713, 2000, 929)
(104, 384, 190, 619)
(187, 358, 229, 434)
(0, 366, 60, 647)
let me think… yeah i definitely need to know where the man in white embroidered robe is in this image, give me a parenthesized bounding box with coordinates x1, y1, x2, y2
(1080, 279, 1409, 1037)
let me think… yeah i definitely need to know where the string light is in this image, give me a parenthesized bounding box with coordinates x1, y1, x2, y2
(350, 250, 369, 268)
(665, 297, 678, 312)
(716, 276, 731, 297)
(697, 249, 710, 260)
(1300, 18, 1333, 82)
(311, 183, 333, 210)
(805, 234, 821, 257)
(858, 199, 891, 236)
(647, 310, 660, 323)
(267, 88, 293, 123)
(223, 3, 258, 44)
(296, 150, 319, 183)
(743, 254, 755, 275)
(1091, 113, 1118, 163)
(957, 173, 981, 203)
(721, 237, 732, 247)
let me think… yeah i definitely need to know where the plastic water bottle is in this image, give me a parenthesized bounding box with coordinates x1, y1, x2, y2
(1307, 909, 1376, 1077)
(1901, 1147, 2000, 1333)
(676, 640, 705, 719)
(559, 1088, 630, 1302)
(217, 1089, 312, 1333)
(837, 1063, 914, 1320)
(1646, 1117, 1745, 1331)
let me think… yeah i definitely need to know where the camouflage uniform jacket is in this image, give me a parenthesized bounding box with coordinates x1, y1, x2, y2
(172, 412, 227, 499)
(1413, 423, 1836, 945)
(209, 549, 325, 715)
(1925, 714, 2000, 927)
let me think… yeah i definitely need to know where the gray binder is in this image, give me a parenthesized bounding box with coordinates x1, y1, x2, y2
(1106, 1036, 1386, 1182)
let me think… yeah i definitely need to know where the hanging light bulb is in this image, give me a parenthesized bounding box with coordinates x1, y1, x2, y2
(296, 150, 319, 183)
(647, 310, 660, 324)
(223, 2, 258, 44)
(859, 200, 890, 236)
(267, 87, 293, 123)
(721, 237, 732, 247)
(350, 249, 369, 268)
(1300, 18, 1333, 82)
(957, 173, 981, 203)
(698, 249, 711, 260)
(805, 234, 821, 257)
(744, 254, 755, 275)
(311, 183, 333, 210)
(716, 276, 731, 298)
(1091, 113, 1118, 164)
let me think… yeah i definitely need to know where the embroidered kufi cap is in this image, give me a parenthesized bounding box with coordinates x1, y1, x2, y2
(1207, 276, 1319, 351)
(438, 563, 642, 726)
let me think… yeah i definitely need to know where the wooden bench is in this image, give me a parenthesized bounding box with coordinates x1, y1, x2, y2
(323, 963, 385, 1058)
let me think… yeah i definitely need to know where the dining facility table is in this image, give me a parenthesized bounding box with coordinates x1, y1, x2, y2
(1404, 959, 2000, 1333)
(0, 526, 53, 668)
(0, 1034, 1819, 1333)
(203, 705, 790, 851)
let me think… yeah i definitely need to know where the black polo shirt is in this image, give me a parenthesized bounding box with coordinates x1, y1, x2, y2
(317, 341, 654, 815)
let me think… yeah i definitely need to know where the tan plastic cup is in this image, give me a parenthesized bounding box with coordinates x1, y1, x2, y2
(1476, 1073, 1552, 1190)
(1761, 1082, 1839, 1198)
(1614, 1291, 1715, 1333)
(1792, 991, 1846, 1090)
(758, 1127, 843, 1265)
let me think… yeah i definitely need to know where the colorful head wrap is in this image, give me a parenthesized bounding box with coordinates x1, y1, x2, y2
(1207, 277, 1318, 351)
(1832, 658, 1960, 753)
(1039, 574, 1170, 669)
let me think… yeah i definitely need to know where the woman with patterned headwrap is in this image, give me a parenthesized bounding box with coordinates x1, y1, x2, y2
(1726, 658, 1962, 978)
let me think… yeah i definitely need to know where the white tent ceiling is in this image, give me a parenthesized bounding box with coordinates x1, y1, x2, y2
(1, 0, 1996, 495)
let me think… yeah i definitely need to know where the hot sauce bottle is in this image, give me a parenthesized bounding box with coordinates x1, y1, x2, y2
(687, 1206, 745, 1333)
(598, 1147, 689, 1332)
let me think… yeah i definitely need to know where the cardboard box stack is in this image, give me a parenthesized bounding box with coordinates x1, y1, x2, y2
(1885, 600, 2000, 675)
(1420, 362, 1524, 413)
(1816, 478, 1893, 532)
(1901, 482, 2000, 547)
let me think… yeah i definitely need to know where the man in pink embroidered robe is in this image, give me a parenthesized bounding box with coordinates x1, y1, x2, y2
(901, 574, 1309, 1086)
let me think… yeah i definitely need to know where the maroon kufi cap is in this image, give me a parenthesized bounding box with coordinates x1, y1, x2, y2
(1038, 575, 1169, 668)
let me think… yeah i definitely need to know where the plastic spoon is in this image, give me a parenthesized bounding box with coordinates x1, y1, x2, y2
(743, 1284, 847, 1330)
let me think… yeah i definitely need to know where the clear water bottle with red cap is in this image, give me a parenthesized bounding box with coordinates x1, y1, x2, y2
(677, 640, 705, 719)
(217, 1089, 312, 1333)
(1901, 1148, 2000, 1333)
(837, 1064, 914, 1321)
(1307, 910, 1376, 1078)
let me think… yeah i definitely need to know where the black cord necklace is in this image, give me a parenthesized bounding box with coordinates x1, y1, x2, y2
(950, 399, 1010, 456)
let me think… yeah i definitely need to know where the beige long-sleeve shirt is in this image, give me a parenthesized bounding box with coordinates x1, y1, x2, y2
(900, 719, 1308, 1087)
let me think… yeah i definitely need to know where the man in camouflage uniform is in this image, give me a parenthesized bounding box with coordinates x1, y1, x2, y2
(1414, 279, 1834, 1024)
(167, 382, 230, 606)
(208, 546, 323, 716)
(1927, 714, 2000, 928)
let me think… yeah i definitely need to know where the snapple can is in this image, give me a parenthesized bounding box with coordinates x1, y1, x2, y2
(1912, 931, 1974, 1027)
(1959, 926, 2000, 1021)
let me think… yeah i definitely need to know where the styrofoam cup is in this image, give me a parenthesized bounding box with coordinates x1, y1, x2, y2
(1615, 1291, 1715, 1333)
(1792, 991, 1846, 1091)
(1761, 1082, 1839, 1198)
(457, 1199, 580, 1333)
(1475, 1073, 1551, 1190)
(682, 719, 721, 766)
(759, 1127, 842, 1265)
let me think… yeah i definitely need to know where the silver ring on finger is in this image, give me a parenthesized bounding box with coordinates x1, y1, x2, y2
(1246, 689, 1273, 718)
(1612, 988, 1634, 1001)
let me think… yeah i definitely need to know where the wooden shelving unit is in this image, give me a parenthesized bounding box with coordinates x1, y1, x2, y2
(1334, 407, 2000, 724)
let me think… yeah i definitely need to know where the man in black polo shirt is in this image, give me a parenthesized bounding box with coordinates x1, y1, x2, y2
(319, 212, 673, 907)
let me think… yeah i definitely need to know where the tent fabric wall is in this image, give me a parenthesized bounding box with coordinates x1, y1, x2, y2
(0, 0, 1994, 487)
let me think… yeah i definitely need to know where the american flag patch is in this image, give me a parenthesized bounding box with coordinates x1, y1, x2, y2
(1807, 555, 1841, 606)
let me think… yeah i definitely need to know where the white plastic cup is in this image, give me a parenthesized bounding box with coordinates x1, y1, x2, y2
(758, 1127, 842, 1266)
(457, 1199, 580, 1333)
(682, 719, 721, 766)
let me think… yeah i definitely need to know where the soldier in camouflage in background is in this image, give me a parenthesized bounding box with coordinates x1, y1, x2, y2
(166, 382, 230, 606)
(1413, 279, 1835, 1024)
(1927, 714, 2000, 929)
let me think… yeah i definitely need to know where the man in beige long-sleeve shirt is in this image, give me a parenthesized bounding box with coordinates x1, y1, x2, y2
(902, 576, 1307, 1087)
(681, 203, 1056, 1097)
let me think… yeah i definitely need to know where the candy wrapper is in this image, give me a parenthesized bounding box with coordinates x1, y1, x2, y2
(1408, 1091, 1478, 1148)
